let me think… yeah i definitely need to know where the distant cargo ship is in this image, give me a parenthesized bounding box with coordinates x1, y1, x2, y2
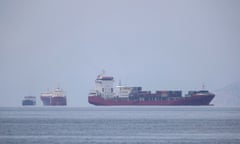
(88, 73, 215, 106)
(22, 96, 36, 106)
(40, 87, 67, 106)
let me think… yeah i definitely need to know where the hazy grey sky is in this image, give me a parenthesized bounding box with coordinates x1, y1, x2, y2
(1, 0, 239, 106)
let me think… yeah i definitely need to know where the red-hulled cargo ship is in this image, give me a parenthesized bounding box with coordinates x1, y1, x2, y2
(40, 87, 67, 106)
(88, 73, 215, 106)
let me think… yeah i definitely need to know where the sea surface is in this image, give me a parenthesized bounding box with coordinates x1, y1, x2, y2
(0, 106, 240, 144)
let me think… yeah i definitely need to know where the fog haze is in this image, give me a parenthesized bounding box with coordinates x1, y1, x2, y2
(1, 0, 240, 106)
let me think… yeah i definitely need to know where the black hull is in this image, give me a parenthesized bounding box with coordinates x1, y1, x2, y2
(22, 100, 36, 106)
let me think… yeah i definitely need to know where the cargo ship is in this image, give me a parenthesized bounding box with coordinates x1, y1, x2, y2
(40, 87, 67, 106)
(22, 96, 36, 106)
(88, 73, 215, 106)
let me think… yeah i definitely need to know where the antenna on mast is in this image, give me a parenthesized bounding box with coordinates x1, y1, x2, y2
(101, 69, 105, 75)
(118, 80, 122, 86)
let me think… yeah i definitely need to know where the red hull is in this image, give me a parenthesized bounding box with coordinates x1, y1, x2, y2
(51, 96, 67, 106)
(40, 96, 67, 106)
(88, 95, 215, 106)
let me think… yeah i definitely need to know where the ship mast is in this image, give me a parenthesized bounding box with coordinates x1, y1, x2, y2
(118, 80, 122, 86)
(101, 70, 105, 76)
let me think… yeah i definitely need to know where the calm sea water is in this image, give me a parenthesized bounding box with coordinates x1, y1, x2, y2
(0, 106, 240, 144)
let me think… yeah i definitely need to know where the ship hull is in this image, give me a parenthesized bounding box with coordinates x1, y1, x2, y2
(22, 100, 36, 106)
(51, 96, 67, 106)
(88, 95, 215, 106)
(40, 96, 67, 106)
(40, 96, 51, 106)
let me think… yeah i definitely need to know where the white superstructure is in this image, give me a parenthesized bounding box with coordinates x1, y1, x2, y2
(40, 87, 65, 98)
(114, 86, 133, 98)
(91, 72, 142, 99)
(40, 91, 53, 97)
(95, 74, 114, 99)
(23, 96, 36, 101)
(52, 87, 65, 97)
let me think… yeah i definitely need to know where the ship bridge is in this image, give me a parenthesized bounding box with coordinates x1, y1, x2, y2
(95, 73, 114, 99)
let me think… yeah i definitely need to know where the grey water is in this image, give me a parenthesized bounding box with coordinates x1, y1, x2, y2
(0, 107, 240, 144)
